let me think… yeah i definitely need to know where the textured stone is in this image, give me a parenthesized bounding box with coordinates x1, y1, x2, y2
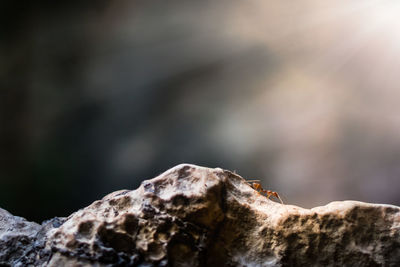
(1, 164, 400, 266)
(0, 208, 40, 266)
(0, 208, 65, 266)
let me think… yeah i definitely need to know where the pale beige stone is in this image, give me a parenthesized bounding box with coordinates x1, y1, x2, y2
(45, 164, 400, 266)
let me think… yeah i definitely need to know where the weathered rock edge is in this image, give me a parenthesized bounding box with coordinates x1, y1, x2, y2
(1, 164, 399, 266)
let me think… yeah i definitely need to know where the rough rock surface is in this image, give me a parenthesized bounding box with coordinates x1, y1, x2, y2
(0, 208, 41, 266)
(1, 164, 400, 266)
(0, 207, 66, 266)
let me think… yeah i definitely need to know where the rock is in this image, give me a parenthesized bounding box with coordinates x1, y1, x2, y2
(1, 164, 400, 266)
(0, 207, 40, 266)
(0, 208, 65, 266)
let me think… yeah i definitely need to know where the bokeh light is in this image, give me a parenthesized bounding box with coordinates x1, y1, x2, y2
(2, 0, 400, 222)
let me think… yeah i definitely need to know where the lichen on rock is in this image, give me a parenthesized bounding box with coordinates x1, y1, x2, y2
(1, 164, 400, 266)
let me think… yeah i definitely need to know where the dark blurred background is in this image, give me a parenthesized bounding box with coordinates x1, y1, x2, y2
(2, 0, 400, 223)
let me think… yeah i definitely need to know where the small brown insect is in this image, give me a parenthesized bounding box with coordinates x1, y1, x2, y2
(246, 179, 283, 204)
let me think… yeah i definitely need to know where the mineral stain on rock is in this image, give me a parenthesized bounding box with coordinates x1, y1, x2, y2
(1, 164, 400, 266)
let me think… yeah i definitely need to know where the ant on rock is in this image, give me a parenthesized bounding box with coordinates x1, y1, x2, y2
(246, 180, 283, 204)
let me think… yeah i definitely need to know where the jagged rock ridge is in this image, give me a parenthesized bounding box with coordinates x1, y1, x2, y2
(1, 164, 400, 266)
